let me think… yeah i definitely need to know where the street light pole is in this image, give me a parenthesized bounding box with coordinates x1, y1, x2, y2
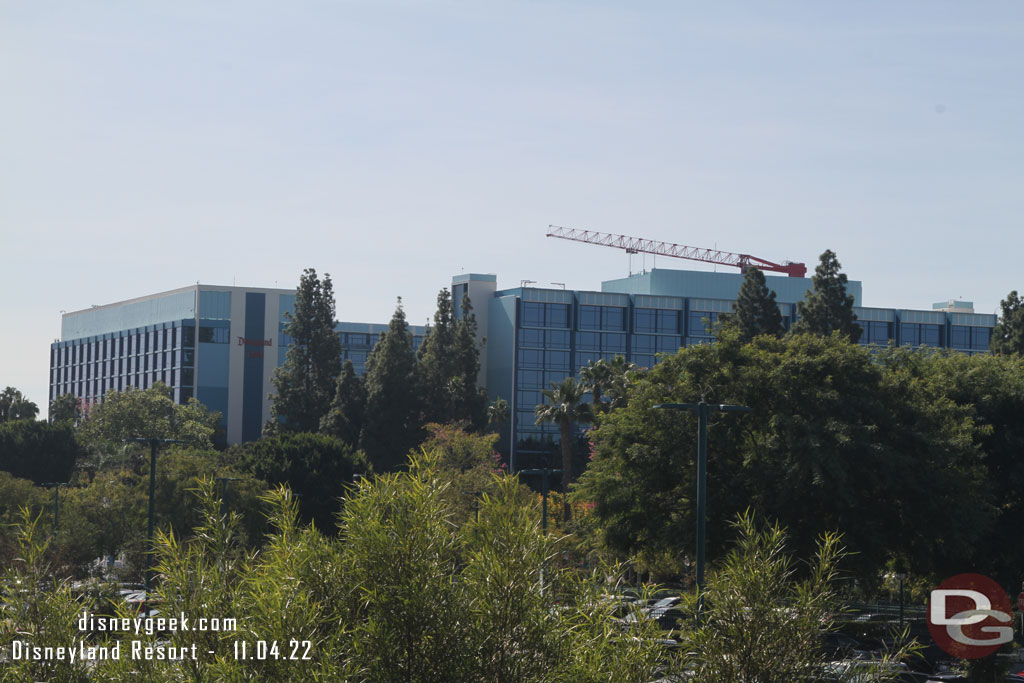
(41, 482, 69, 535)
(125, 437, 184, 615)
(519, 468, 562, 534)
(655, 401, 750, 617)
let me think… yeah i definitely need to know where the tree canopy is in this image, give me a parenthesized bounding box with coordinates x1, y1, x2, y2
(0, 419, 82, 484)
(360, 299, 421, 472)
(77, 382, 221, 455)
(575, 333, 989, 580)
(793, 249, 861, 342)
(720, 266, 784, 342)
(0, 386, 39, 422)
(268, 268, 343, 434)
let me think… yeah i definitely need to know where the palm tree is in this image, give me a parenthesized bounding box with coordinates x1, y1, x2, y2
(534, 377, 592, 520)
(486, 397, 510, 429)
(579, 356, 638, 412)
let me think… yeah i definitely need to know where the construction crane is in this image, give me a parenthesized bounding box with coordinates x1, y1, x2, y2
(546, 225, 807, 278)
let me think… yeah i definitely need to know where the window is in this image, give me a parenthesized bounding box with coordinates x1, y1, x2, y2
(951, 326, 970, 350)
(579, 306, 601, 330)
(518, 349, 543, 368)
(347, 333, 370, 347)
(576, 332, 601, 351)
(688, 311, 719, 337)
(581, 305, 626, 331)
(519, 329, 545, 347)
(602, 333, 626, 353)
(517, 390, 544, 409)
(901, 323, 942, 347)
(518, 369, 544, 388)
(181, 326, 195, 347)
(657, 336, 681, 352)
(575, 351, 601, 370)
(522, 302, 545, 327)
(546, 330, 570, 349)
(544, 370, 569, 386)
(545, 350, 570, 370)
(635, 309, 656, 333)
(972, 327, 991, 350)
(862, 321, 892, 345)
(657, 310, 680, 334)
(199, 326, 229, 344)
(633, 335, 656, 353)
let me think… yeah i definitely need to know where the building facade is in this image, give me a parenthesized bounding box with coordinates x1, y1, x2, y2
(49, 285, 424, 444)
(51, 270, 996, 455)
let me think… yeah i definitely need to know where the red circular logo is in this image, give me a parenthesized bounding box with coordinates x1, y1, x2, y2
(928, 573, 1013, 659)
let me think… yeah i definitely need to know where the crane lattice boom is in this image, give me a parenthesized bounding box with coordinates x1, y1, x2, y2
(546, 225, 807, 278)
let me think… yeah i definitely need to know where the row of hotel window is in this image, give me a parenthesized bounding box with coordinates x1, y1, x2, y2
(521, 303, 990, 351)
(51, 326, 233, 367)
(51, 370, 195, 401)
(51, 350, 194, 383)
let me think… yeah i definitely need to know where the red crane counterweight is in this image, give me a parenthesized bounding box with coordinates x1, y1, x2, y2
(545, 225, 807, 278)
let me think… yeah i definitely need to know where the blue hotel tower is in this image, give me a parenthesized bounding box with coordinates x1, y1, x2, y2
(51, 268, 995, 456)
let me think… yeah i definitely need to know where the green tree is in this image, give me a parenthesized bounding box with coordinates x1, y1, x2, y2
(417, 288, 460, 424)
(580, 355, 638, 413)
(319, 359, 366, 450)
(360, 299, 421, 472)
(793, 249, 861, 342)
(990, 290, 1024, 355)
(452, 293, 488, 429)
(49, 393, 81, 427)
(0, 419, 82, 484)
(76, 383, 220, 461)
(487, 397, 510, 429)
(575, 334, 987, 580)
(720, 266, 784, 343)
(684, 512, 914, 683)
(534, 377, 592, 520)
(268, 268, 343, 434)
(241, 432, 367, 531)
(0, 386, 38, 422)
(417, 290, 488, 429)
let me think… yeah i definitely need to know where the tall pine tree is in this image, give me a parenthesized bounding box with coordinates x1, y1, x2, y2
(793, 250, 861, 342)
(319, 359, 366, 450)
(990, 290, 1024, 355)
(417, 289, 460, 424)
(721, 267, 784, 343)
(267, 268, 342, 434)
(452, 294, 488, 429)
(360, 299, 421, 471)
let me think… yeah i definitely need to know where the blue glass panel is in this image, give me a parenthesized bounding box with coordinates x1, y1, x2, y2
(519, 329, 545, 347)
(972, 327, 990, 350)
(522, 302, 545, 327)
(576, 332, 601, 351)
(546, 304, 570, 328)
(951, 326, 969, 349)
(579, 305, 601, 330)
(546, 330, 570, 348)
(602, 333, 627, 352)
(545, 350, 570, 370)
(657, 336, 681, 352)
(633, 335, 656, 353)
(603, 307, 625, 331)
(657, 310, 679, 334)
(518, 369, 544, 388)
(518, 349, 544, 368)
(922, 325, 941, 346)
(635, 309, 656, 333)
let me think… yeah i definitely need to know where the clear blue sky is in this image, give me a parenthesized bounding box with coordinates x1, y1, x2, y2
(3, 1, 1023, 415)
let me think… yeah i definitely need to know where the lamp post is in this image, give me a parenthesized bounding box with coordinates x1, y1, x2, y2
(41, 482, 70, 535)
(125, 437, 184, 615)
(519, 468, 562, 534)
(655, 400, 750, 617)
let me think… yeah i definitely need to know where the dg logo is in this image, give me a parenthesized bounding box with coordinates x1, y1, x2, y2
(928, 573, 1013, 659)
